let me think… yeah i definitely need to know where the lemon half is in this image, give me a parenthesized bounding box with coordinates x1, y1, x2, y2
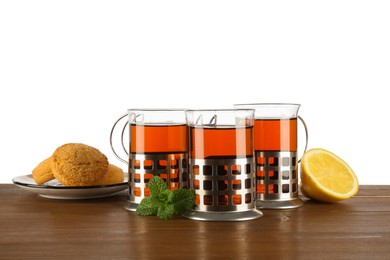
(300, 148, 359, 203)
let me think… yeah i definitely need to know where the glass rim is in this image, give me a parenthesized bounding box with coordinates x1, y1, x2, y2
(127, 108, 188, 112)
(234, 103, 301, 107)
(185, 108, 255, 112)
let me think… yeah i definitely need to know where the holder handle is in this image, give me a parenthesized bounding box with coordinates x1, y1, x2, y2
(110, 113, 129, 165)
(298, 116, 309, 163)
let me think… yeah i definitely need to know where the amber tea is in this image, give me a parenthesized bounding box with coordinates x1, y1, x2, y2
(189, 126, 253, 159)
(254, 118, 297, 151)
(130, 124, 187, 153)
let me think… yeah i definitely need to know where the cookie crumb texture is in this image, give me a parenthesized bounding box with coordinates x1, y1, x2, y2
(51, 143, 109, 186)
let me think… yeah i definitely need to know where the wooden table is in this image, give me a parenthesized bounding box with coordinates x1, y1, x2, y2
(1, 185, 389, 259)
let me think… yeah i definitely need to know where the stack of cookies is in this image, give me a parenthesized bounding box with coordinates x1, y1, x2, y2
(32, 143, 124, 186)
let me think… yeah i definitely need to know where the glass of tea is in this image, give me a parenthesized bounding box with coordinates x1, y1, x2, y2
(234, 103, 308, 209)
(182, 109, 263, 221)
(110, 109, 188, 211)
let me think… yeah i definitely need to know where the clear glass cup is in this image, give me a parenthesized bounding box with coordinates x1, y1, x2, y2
(234, 103, 308, 209)
(110, 109, 188, 211)
(182, 109, 263, 221)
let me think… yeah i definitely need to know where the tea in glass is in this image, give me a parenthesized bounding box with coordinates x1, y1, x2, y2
(110, 109, 188, 212)
(182, 109, 262, 221)
(235, 103, 308, 209)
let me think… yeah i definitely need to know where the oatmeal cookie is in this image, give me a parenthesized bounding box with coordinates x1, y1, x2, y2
(32, 157, 55, 185)
(51, 143, 108, 186)
(98, 164, 125, 185)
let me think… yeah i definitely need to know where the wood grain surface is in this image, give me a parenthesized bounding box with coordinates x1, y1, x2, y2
(1, 185, 390, 259)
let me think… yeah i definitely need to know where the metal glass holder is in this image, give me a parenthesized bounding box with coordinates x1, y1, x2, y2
(123, 152, 188, 211)
(255, 151, 303, 209)
(182, 157, 263, 221)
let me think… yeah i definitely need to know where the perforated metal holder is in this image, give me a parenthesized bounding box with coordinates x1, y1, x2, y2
(255, 151, 303, 209)
(181, 157, 263, 221)
(123, 152, 188, 211)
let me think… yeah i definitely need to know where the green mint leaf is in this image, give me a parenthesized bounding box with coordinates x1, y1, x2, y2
(136, 196, 159, 216)
(171, 189, 196, 214)
(148, 176, 168, 196)
(158, 189, 173, 203)
(157, 204, 175, 220)
(136, 176, 195, 220)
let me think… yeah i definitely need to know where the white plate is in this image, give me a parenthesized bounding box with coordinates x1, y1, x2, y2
(12, 174, 128, 199)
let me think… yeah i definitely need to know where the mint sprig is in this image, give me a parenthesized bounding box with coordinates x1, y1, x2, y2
(136, 176, 195, 220)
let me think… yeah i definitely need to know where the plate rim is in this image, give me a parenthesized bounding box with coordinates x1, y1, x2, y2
(12, 174, 128, 190)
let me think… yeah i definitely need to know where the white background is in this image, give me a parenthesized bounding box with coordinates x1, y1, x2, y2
(1, 1, 389, 184)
